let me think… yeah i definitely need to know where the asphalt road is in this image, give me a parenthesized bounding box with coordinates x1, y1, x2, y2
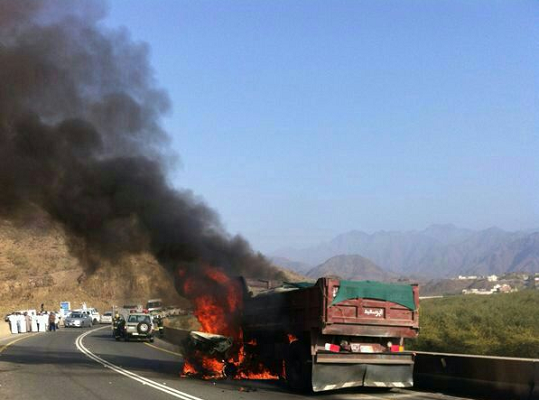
(0, 327, 472, 400)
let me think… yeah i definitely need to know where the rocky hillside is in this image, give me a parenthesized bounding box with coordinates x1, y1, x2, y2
(270, 256, 312, 275)
(307, 254, 395, 281)
(0, 216, 187, 317)
(0, 216, 302, 317)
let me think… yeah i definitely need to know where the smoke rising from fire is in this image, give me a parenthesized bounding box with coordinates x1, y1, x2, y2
(0, 1, 283, 281)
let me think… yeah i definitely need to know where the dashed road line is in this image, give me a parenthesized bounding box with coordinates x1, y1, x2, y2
(75, 327, 203, 400)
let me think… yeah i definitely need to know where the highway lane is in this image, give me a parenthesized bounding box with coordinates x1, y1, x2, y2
(0, 327, 474, 400)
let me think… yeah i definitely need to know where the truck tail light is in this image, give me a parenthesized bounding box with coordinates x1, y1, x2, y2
(390, 345, 404, 352)
(324, 343, 340, 352)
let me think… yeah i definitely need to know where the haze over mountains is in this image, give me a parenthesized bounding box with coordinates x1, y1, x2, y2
(306, 254, 396, 281)
(271, 224, 539, 278)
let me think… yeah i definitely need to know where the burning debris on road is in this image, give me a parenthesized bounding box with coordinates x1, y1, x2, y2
(178, 266, 279, 380)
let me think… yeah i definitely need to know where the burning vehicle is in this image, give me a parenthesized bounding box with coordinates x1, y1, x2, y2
(179, 268, 420, 393)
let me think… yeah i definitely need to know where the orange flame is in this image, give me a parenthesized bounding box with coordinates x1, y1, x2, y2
(179, 265, 278, 380)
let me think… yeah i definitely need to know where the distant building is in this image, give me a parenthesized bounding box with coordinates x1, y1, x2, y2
(458, 275, 479, 280)
(496, 284, 513, 293)
(462, 283, 513, 295)
(487, 275, 498, 282)
(462, 288, 494, 295)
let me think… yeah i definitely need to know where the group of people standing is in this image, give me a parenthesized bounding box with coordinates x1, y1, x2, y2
(7, 311, 60, 334)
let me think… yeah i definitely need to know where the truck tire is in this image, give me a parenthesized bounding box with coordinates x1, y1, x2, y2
(149, 335, 154, 343)
(285, 341, 312, 392)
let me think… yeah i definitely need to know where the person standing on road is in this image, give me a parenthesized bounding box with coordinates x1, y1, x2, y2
(154, 314, 164, 338)
(25, 312, 31, 332)
(48, 312, 56, 332)
(8, 313, 18, 334)
(31, 313, 38, 332)
(18, 313, 27, 333)
(112, 312, 124, 339)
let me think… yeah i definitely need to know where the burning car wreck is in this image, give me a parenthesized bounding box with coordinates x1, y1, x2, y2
(178, 272, 420, 393)
(182, 331, 235, 378)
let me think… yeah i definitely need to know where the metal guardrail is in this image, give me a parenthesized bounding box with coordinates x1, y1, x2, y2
(163, 326, 538, 400)
(414, 352, 539, 400)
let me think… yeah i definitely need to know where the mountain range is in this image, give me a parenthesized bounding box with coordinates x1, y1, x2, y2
(271, 224, 539, 278)
(306, 254, 396, 281)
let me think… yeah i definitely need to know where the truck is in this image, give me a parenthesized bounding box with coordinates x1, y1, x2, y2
(241, 277, 419, 392)
(146, 298, 163, 314)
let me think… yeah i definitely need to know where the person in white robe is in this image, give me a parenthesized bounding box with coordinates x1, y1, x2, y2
(8, 314, 18, 334)
(18, 314, 27, 333)
(31, 314, 38, 332)
(38, 314, 47, 332)
(25, 313, 31, 332)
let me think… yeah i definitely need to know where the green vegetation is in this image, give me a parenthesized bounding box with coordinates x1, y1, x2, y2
(409, 290, 539, 358)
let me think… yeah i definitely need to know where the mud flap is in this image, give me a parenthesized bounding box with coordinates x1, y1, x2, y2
(312, 363, 367, 392)
(364, 364, 414, 388)
(312, 363, 413, 392)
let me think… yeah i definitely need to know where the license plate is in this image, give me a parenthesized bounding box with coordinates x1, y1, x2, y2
(132, 333, 139, 335)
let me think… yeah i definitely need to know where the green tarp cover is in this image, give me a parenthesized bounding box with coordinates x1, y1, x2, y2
(331, 280, 416, 310)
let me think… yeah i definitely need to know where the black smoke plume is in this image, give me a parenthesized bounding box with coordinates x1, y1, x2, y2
(0, 0, 283, 282)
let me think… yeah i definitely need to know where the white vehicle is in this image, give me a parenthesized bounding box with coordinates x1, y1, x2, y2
(65, 312, 92, 328)
(146, 298, 163, 313)
(100, 311, 113, 324)
(74, 307, 101, 324)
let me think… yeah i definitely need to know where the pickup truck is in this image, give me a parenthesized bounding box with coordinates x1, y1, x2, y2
(73, 308, 101, 324)
(241, 277, 419, 392)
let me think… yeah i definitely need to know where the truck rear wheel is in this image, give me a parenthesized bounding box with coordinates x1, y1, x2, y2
(285, 341, 312, 392)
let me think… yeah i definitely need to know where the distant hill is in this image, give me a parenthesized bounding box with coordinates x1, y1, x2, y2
(307, 254, 395, 281)
(470, 232, 539, 275)
(270, 256, 312, 275)
(272, 224, 539, 278)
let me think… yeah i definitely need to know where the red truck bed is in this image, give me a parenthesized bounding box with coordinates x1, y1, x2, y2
(242, 277, 419, 339)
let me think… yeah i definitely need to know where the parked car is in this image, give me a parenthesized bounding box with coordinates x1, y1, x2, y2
(100, 311, 113, 324)
(122, 313, 154, 342)
(73, 308, 101, 324)
(64, 312, 93, 328)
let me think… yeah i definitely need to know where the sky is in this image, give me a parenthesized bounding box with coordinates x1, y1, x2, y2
(103, 0, 538, 253)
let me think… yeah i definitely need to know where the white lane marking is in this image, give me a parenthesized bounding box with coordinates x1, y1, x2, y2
(75, 327, 204, 400)
(0, 333, 39, 353)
